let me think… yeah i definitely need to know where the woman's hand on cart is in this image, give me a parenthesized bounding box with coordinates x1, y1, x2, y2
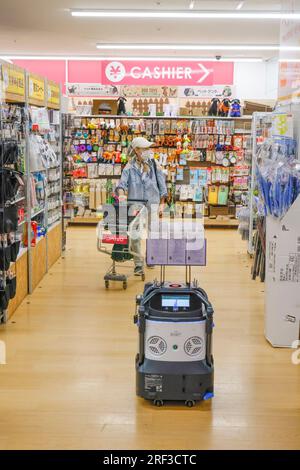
(118, 194, 127, 204)
(159, 197, 166, 218)
(114, 190, 127, 204)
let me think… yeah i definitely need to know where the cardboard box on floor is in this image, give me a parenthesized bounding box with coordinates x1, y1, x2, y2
(265, 196, 300, 348)
(209, 205, 229, 217)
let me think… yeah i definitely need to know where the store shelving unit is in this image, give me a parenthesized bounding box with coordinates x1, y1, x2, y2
(247, 112, 273, 255)
(46, 89, 63, 268)
(0, 62, 28, 323)
(63, 114, 123, 225)
(26, 73, 63, 292)
(0, 62, 62, 322)
(62, 114, 252, 226)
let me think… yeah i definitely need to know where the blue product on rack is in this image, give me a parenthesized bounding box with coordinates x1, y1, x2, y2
(256, 137, 300, 218)
(190, 169, 199, 185)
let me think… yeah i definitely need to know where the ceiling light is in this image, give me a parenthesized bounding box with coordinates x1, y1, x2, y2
(280, 47, 300, 51)
(218, 58, 263, 62)
(236, 2, 244, 10)
(279, 59, 300, 62)
(189, 1, 195, 9)
(1, 55, 264, 63)
(71, 9, 300, 20)
(0, 56, 95, 61)
(98, 57, 263, 62)
(96, 44, 299, 52)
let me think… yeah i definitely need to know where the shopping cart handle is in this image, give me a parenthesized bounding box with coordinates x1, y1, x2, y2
(127, 199, 148, 205)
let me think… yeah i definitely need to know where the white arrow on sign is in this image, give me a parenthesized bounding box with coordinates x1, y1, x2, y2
(197, 63, 211, 84)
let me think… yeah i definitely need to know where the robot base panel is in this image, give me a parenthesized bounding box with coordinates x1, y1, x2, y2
(136, 356, 214, 402)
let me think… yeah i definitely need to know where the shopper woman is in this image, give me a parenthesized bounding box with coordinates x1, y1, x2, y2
(116, 137, 167, 276)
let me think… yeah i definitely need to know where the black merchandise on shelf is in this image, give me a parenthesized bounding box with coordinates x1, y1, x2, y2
(1, 88, 30, 322)
(251, 216, 266, 282)
(0, 168, 24, 204)
(117, 96, 127, 115)
(7, 276, 17, 300)
(0, 140, 19, 165)
(0, 206, 19, 233)
(0, 285, 10, 311)
(9, 240, 21, 262)
(0, 244, 11, 270)
(208, 98, 220, 116)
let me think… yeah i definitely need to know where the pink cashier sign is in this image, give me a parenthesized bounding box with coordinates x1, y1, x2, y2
(101, 60, 234, 86)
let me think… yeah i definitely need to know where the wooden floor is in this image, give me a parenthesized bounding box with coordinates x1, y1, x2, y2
(0, 227, 299, 450)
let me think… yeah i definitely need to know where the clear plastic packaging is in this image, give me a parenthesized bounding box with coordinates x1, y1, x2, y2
(255, 137, 300, 218)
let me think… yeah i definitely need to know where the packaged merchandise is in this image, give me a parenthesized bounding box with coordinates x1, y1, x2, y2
(217, 185, 229, 205)
(256, 137, 300, 218)
(208, 185, 219, 205)
(63, 115, 251, 221)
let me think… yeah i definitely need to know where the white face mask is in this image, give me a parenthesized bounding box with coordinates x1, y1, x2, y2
(140, 149, 153, 161)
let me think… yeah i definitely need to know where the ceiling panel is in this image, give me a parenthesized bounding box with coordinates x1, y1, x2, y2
(0, 1, 284, 58)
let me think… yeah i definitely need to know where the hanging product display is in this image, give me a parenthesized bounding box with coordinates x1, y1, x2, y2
(47, 109, 62, 228)
(251, 114, 300, 348)
(218, 185, 229, 205)
(29, 106, 62, 236)
(251, 216, 266, 282)
(256, 137, 300, 219)
(0, 98, 26, 323)
(0, 62, 62, 322)
(244, 112, 273, 254)
(245, 112, 300, 291)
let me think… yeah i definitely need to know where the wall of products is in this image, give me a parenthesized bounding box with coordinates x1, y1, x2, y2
(0, 98, 26, 323)
(0, 62, 62, 323)
(29, 105, 62, 239)
(62, 114, 252, 224)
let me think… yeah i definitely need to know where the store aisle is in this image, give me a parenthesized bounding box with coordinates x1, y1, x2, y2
(0, 227, 299, 450)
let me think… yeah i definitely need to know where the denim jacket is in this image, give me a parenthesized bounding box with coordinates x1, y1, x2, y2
(116, 158, 167, 205)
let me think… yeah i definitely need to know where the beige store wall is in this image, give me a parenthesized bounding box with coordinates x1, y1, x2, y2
(234, 60, 278, 102)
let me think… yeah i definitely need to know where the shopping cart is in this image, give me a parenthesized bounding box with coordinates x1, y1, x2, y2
(97, 199, 148, 289)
